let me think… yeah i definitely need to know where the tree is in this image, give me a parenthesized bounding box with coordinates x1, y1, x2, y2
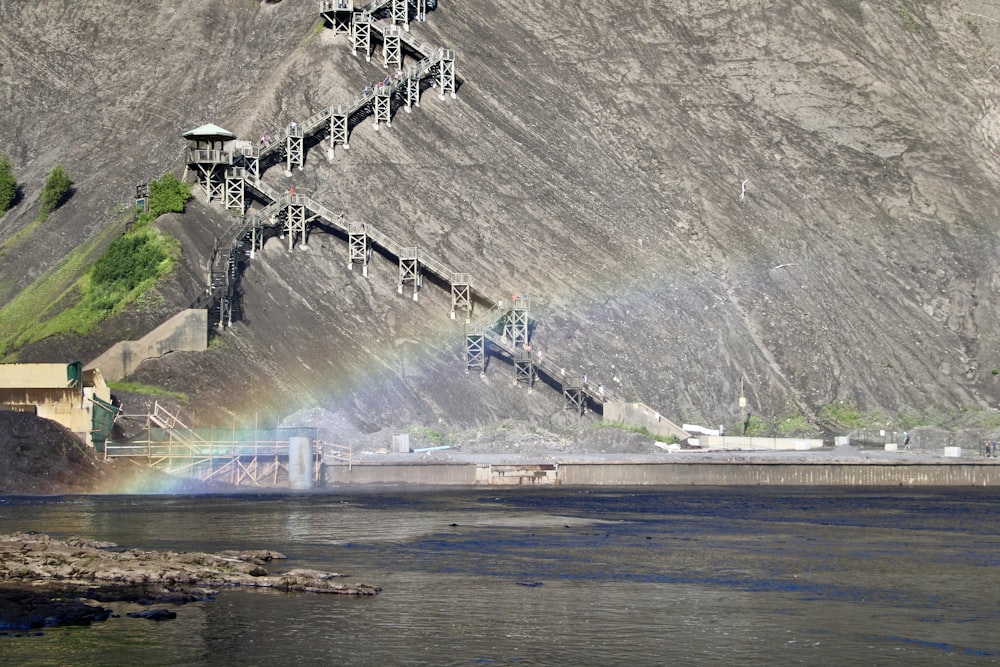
(39, 165, 73, 220)
(0, 154, 15, 215)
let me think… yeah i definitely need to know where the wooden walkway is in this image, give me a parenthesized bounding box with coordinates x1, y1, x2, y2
(181, 0, 688, 435)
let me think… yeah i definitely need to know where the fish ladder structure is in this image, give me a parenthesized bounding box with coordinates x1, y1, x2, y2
(181, 1, 687, 439)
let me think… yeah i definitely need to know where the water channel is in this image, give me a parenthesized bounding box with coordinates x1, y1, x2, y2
(1, 487, 998, 665)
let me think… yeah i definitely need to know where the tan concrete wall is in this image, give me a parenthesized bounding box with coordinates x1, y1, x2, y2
(322, 461, 1000, 486)
(694, 435, 824, 450)
(87, 309, 208, 382)
(0, 363, 75, 389)
(0, 364, 111, 446)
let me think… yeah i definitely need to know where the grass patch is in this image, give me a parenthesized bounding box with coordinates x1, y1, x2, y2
(817, 400, 889, 430)
(0, 173, 190, 359)
(409, 426, 445, 444)
(0, 216, 46, 258)
(108, 381, 188, 402)
(600, 420, 678, 444)
(896, 3, 921, 30)
(0, 224, 121, 359)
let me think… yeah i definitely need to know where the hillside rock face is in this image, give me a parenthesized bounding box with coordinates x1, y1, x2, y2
(3, 0, 1000, 433)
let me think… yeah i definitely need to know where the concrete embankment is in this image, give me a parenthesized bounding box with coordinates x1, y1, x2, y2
(324, 460, 1000, 487)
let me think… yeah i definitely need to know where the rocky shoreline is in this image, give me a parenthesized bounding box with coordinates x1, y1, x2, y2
(0, 532, 380, 631)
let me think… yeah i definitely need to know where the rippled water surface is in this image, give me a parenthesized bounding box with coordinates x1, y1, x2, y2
(2, 487, 999, 665)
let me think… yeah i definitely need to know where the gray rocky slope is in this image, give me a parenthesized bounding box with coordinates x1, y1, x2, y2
(2, 0, 1000, 433)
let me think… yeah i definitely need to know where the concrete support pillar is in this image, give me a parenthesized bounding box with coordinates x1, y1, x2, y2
(288, 436, 314, 490)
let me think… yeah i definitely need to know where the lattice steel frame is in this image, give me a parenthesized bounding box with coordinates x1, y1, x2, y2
(233, 147, 259, 180)
(514, 350, 535, 387)
(352, 12, 371, 61)
(383, 25, 402, 70)
(391, 0, 408, 28)
(225, 168, 245, 212)
(286, 131, 304, 172)
(192, 163, 226, 202)
(373, 89, 391, 129)
(327, 2, 354, 34)
(438, 49, 457, 99)
(563, 386, 585, 415)
(348, 222, 369, 275)
(450, 273, 471, 320)
(285, 200, 307, 251)
(398, 247, 420, 299)
(503, 298, 530, 347)
(330, 112, 349, 152)
(405, 76, 420, 112)
(465, 330, 485, 372)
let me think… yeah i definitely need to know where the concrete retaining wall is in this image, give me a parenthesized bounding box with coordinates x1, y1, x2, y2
(603, 401, 690, 441)
(323, 461, 1000, 486)
(324, 463, 477, 485)
(693, 435, 824, 450)
(87, 309, 208, 382)
(559, 462, 1000, 486)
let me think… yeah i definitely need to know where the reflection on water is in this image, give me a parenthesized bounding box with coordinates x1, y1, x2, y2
(1, 488, 999, 665)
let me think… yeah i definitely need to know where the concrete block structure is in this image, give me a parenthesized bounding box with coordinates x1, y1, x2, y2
(86, 309, 208, 383)
(0, 363, 115, 448)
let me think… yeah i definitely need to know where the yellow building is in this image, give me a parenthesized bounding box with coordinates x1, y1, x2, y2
(0, 362, 116, 449)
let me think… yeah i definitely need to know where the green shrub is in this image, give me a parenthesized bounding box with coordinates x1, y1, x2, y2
(776, 414, 811, 437)
(0, 154, 15, 215)
(743, 415, 769, 436)
(145, 173, 191, 221)
(39, 165, 73, 219)
(92, 232, 168, 294)
(410, 426, 444, 444)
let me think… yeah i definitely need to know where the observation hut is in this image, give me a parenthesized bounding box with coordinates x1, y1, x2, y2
(183, 123, 239, 204)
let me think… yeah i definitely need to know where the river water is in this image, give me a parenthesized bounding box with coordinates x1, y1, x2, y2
(1, 487, 999, 666)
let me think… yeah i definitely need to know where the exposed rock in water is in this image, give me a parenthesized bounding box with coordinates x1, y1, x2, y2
(0, 587, 113, 630)
(0, 532, 380, 630)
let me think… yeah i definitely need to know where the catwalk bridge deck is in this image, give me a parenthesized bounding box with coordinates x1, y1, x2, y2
(175, 0, 688, 445)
